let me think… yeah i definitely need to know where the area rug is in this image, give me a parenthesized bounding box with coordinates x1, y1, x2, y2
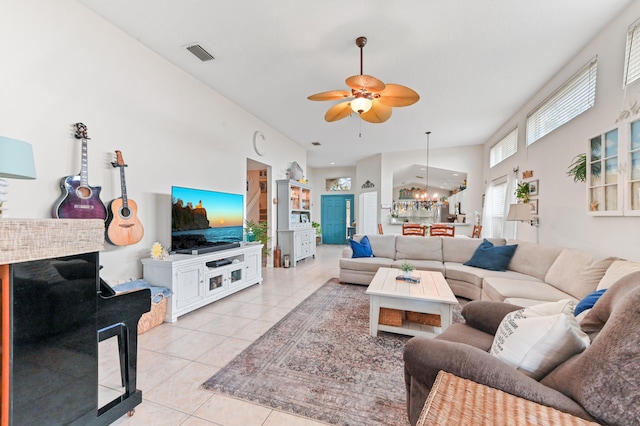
(202, 278, 465, 426)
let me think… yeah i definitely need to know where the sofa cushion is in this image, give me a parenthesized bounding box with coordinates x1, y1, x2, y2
(339, 256, 394, 273)
(540, 272, 640, 425)
(446, 264, 539, 288)
(506, 240, 562, 281)
(482, 277, 573, 303)
(395, 235, 442, 261)
(391, 259, 444, 274)
(544, 249, 616, 299)
(596, 259, 640, 290)
(490, 300, 589, 380)
(464, 239, 518, 271)
(352, 234, 396, 259)
(442, 237, 506, 263)
(574, 289, 607, 317)
(348, 235, 373, 258)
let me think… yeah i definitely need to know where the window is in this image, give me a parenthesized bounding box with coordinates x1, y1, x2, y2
(490, 178, 508, 238)
(326, 177, 351, 191)
(526, 58, 598, 146)
(490, 128, 518, 167)
(624, 18, 640, 88)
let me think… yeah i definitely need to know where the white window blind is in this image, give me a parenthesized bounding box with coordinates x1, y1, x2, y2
(490, 128, 518, 168)
(624, 19, 640, 88)
(526, 59, 597, 146)
(490, 180, 507, 238)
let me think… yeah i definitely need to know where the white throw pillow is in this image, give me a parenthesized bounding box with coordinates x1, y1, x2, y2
(490, 300, 590, 380)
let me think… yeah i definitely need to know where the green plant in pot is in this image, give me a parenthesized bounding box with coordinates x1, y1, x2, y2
(515, 182, 530, 204)
(567, 153, 600, 183)
(399, 261, 415, 278)
(244, 219, 272, 258)
(311, 221, 321, 236)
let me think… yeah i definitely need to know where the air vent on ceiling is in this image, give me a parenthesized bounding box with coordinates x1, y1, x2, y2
(186, 44, 214, 62)
(311, 141, 321, 146)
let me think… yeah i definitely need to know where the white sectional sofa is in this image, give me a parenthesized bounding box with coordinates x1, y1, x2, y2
(339, 234, 619, 304)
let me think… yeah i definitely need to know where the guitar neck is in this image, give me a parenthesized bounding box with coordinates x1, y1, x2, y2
(119, 166, 128, 208)
(80, 138, 89, 187)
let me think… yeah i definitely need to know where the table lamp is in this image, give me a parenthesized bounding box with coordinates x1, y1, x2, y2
(0, 136, 36, 217)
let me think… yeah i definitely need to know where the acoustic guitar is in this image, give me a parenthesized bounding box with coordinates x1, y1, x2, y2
(105, 150, 144, 246)
(53, 123, 108, 220)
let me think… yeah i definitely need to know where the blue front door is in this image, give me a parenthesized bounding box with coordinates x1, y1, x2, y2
(321, 195, 354, 244)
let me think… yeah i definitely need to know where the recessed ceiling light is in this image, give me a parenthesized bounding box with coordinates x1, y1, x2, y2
(330, 162, 335, 165)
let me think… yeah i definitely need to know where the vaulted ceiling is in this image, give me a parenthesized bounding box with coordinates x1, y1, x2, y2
(77, 0, 633, 168)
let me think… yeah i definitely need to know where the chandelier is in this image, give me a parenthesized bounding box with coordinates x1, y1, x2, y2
(414, 131, 433, 201)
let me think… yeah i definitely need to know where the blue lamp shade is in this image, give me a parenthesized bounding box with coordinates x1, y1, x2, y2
(0, 136, 36, 179)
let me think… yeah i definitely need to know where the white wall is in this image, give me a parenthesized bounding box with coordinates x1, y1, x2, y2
(0, 0, 305, 280)
(482, 0, 640, 261)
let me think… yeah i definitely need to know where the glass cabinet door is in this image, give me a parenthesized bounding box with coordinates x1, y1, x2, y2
(629, 119, 640, 211)
(588, 128, 620, 214)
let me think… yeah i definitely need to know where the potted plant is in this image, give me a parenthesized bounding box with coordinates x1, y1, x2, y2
(515, 182, 530, 204)
(312, 221, 322, 244)
(244, 219, 272, 262)
(399, 261, 415, 278)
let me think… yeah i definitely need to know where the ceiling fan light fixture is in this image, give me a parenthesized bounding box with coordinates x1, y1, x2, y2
(350, 96, 372, 114)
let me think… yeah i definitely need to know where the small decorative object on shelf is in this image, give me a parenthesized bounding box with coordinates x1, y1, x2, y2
(150, 241, 168, 260)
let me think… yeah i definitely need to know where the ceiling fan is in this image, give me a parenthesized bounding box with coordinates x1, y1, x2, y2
(308, 36, 420, 124)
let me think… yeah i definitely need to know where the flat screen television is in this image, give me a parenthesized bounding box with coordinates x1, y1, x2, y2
(171, 186, 244, 254)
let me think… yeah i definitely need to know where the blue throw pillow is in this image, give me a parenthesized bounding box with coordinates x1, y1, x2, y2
(574, 289, 607, 317)
(463, 239, 518, 271)
(349, 235, 374, 258)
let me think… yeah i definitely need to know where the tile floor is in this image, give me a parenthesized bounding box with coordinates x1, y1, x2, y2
(100, 244, 344, 426)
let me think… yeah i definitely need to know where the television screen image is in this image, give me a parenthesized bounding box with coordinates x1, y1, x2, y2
(171, 186, 244, 252)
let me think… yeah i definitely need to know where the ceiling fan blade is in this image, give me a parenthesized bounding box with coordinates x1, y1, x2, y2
(345, 75, 385, 92)
(378, 84, 420, 107)
(308, 90, 352, 101)
(324, 101, 353, 122)
(360, 100, 392, 123)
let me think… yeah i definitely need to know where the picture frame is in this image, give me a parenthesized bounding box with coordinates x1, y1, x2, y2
(528, 179, 539, 196)
(529, 199, 538, 215)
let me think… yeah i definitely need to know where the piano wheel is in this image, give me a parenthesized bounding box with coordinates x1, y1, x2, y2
(128, 409, 135, 417)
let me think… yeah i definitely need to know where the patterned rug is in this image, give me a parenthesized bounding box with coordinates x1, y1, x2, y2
(202, 278, 465, 426)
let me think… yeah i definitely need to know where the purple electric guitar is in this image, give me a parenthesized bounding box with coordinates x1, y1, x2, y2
(53, 123, 107, 220)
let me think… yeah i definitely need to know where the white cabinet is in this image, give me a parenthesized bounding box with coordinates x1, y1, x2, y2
(278, 228, 316, 266)
(276, 179, 316, 266)
(142, 244, 262, 322)
(588, 118, 640, 216)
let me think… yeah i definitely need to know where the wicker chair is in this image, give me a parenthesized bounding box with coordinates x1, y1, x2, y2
(430, 224, 455, 237)
(402, 223, 426, 236)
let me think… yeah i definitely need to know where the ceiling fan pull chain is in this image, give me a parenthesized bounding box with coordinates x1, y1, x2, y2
(359, 119, 363, 138)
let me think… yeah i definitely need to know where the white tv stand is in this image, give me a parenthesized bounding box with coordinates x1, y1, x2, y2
(141, 243, 263, 322)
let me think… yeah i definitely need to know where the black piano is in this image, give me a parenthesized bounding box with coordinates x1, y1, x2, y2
(8, 252, 150, 425)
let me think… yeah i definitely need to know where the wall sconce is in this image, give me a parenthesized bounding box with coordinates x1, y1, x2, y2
(0, 136, 37, 217)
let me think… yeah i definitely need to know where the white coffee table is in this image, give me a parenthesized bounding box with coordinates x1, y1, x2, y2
(365, 267, 458, 338)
